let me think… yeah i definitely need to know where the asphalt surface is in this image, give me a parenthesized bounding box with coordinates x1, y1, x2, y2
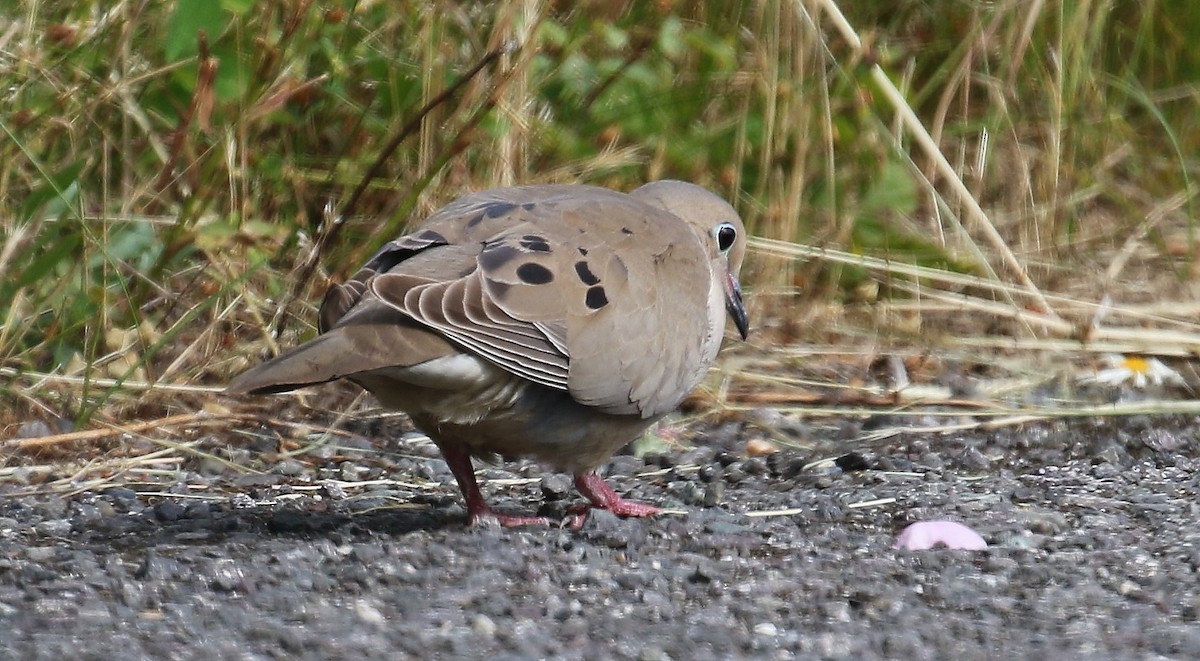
(4, 412, 1200, 659)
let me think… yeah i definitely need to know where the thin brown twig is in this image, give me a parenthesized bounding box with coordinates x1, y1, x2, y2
(154, 31, 218, 198)
(269, 44, 514, 339)
(3, 411, 262, 451)
(580, 39, 651, 113)
(340, 43, 512, 221)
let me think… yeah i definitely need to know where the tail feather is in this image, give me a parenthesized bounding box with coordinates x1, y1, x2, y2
(225, 304, 459, 396)
(225, 333, 350, 395)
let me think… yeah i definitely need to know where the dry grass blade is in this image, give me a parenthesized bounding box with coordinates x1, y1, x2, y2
(751, 237, 1041, 302)
(891, 281, 1200, 355)
(752, 235, 1200, 355)
(807, 0, 1058, 318)
(0, 367, 222, 394)
(2, 411, 261, 451)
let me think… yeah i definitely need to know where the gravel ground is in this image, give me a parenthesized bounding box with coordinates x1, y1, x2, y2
(4, 413, 1200, 659)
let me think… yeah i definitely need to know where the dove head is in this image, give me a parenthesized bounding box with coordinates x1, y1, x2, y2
(630, 180, 749, 339)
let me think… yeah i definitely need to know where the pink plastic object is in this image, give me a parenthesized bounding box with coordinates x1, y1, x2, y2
(894, 520, 987, 551)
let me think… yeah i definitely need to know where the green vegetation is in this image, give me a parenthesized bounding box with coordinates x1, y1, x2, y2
(2, 1, 1199, 429)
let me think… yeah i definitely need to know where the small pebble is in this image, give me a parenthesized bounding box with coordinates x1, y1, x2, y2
(742, 457, 769, 476)
(698, 464, 722, 482)
(745, 438, 779, 457)
(355, 600, 386, 625)
(16, 420, 55, 439)
(273, 459, 308, 476)
(681, 482, 706, 506)
(540, 474, 572, 500)
(834, 452, 871, 472)
(183, 503, 212, 520)
(350, 543, 386, 564)
(703, 482, 724, 507)
(24, 546, 58, 562)
(753, 622, 778, 636)
(321, 481, 348, 500)
(473, 614, 497, 637)
(197, 457, 228, 475)
(153, 501, 186, 523)
(33, 519, 72, 537)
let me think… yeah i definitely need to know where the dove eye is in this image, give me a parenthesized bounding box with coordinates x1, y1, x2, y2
(713, 222, 738, 253)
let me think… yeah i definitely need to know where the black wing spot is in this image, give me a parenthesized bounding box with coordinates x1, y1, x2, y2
(577, 247, 589, 256)
(522, 202, 536, 210)
(417, 229, 447, 243)
(479, 242, 520, 270)
(484, 202, 516, 218)
(465, 212, 486, 228)
(585, 286, 608, 310)
(364, 244, 413, 273)
(620, 227, 633, 235)
(574, 260, 600, 286)
(519, 235, 552, 252)
(516, 262, 555, 285)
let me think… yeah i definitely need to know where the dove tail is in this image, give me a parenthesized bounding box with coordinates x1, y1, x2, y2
(224, 334, 347, 395)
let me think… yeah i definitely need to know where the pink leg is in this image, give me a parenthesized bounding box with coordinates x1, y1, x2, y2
(437, 442, 552, 527)
(573, 472, 661, 517)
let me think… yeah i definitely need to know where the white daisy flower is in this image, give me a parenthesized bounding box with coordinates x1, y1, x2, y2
(1081, 354, 1185, 388)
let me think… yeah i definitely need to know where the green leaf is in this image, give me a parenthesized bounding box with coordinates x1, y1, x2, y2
(166, 0, 229, 62)
(211, 42, 252, 100)
(12, 229, 82, 291)
(599, 24, 629, 50)
(538, 20, 568, 48)
(861, 160, 918, 217)
(102, 223, 162, 272)
(220, 0, 255, 14)
(19, 160, 85, 222)
(194, 219, 240, 253)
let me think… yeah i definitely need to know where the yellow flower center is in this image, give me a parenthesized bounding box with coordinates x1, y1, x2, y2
(1122, 356, 1150, 374)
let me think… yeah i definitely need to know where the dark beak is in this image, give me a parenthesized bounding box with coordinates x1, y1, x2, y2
(725, 272, 749, 340)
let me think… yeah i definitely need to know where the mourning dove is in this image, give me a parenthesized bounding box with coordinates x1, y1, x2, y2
(226, 180, 749, 526)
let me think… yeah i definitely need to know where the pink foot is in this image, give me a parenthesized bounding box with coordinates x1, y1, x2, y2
(438, 441, 552, 527)
(436, 442, 659, 528)
(571, 471, 661, 522)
